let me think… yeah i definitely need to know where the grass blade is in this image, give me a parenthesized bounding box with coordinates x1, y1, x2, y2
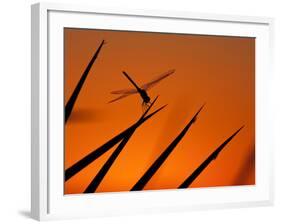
(131, 104, 204, 191)
(83, 97, 159, 193)
(84, 130, 134, 193)
(65, 99, 166, 181)
(65, 40, 105, 123)
(178, 126, 244, 189)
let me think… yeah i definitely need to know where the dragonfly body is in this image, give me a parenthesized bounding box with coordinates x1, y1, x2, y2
(122, 71, 151, 105)
(109, 69, 175, 107)
(139, 89, 151, 104)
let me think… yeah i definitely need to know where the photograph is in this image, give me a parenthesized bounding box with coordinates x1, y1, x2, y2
(63, 28, 255, 195)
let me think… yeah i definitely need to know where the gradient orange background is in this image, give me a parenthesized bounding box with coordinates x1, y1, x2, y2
(64, 28, 255, 194)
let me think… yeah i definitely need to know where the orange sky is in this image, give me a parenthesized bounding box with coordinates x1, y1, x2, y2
(64, 28, 255, 194)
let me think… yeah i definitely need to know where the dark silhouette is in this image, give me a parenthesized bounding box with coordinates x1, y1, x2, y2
(131, 104, 205, 191)
(123, 71, 151, 106)
(65, 40, 105, 123)
(84, 97, 159, 193)
(178, 126, 244, 189)
(65, 99, 167, 182)
(109, 69, 175, 108)
(84, 131, 134, 193)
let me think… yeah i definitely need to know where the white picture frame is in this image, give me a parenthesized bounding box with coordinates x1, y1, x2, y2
(31, 2, 274, 221)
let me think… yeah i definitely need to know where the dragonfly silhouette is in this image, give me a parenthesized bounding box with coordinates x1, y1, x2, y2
(109, 69, 175, 109)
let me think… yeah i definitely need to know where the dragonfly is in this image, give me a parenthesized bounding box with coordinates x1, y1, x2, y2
(109, 69, 175, 109)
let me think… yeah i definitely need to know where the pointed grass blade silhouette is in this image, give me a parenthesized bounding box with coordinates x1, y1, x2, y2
(131, 104, 205, 191)
(84, 131, 134, 193)
(84, 97, 159, 193)
(65, 97, 166, 181)
(65, 40, 105, 123)
(178, 126, 244, 189)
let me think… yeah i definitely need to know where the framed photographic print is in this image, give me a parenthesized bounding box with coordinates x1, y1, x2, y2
(31, 2, 274, 221)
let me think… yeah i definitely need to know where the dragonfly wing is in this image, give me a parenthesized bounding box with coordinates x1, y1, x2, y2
(108, 94, 131, 103)
(110, 88, 138, 95)
(141, 69, 175, 91)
